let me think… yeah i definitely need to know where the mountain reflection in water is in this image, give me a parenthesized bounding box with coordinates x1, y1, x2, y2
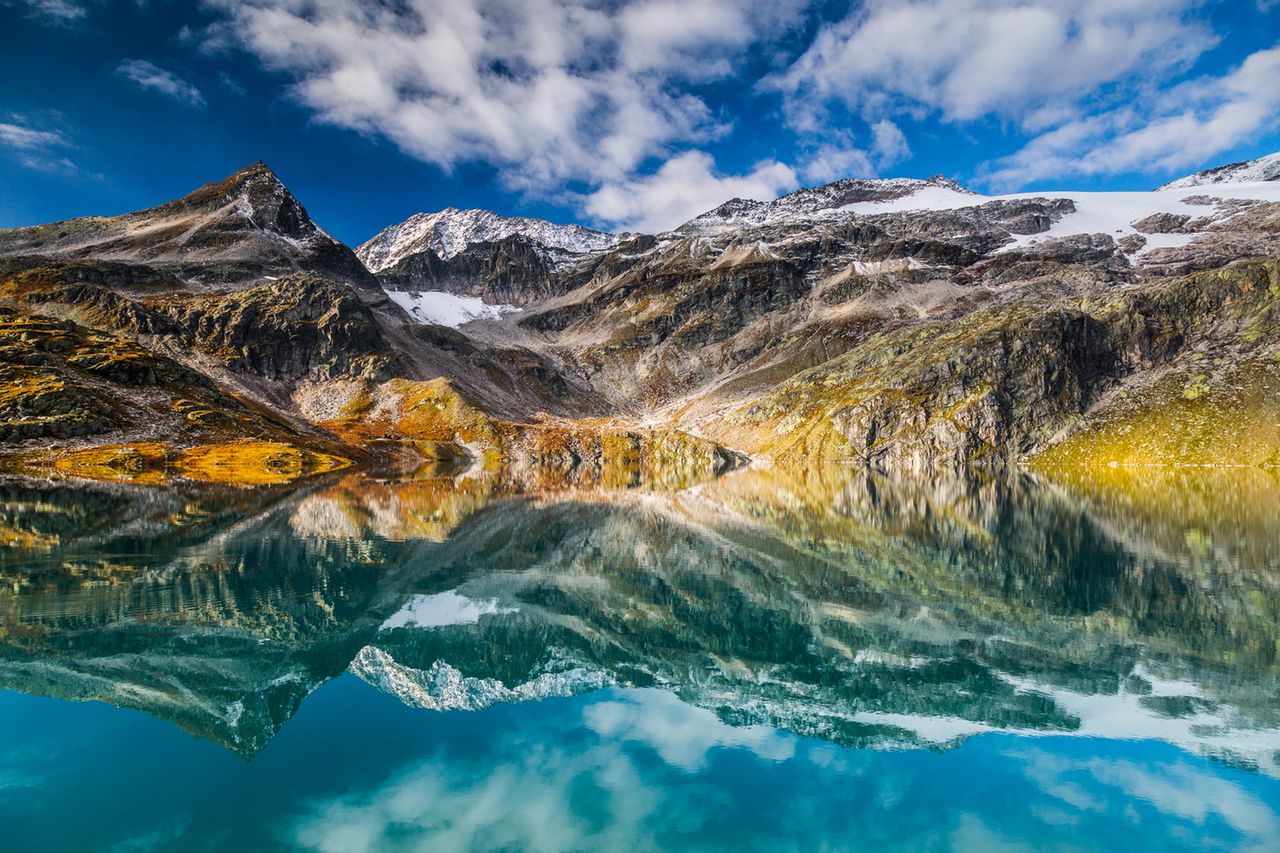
(1, 464, 1279, 850)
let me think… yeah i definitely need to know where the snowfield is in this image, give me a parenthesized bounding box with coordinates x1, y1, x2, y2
(839, 180, 1280, 256)
(386, 289, 520, 328)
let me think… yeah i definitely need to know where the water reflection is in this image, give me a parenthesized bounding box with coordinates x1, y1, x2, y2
(1, 464, 1277, 778)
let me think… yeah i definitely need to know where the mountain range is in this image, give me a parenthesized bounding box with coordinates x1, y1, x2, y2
(1, 151, 1279, 483)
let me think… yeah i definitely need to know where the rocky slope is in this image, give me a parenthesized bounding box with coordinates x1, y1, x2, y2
(0, 164, 720, 485)
(383, 153, 1280, 470)
(1, 152, 1279, 482)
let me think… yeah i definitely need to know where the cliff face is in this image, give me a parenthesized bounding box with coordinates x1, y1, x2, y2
(1, 155, 1279, 483)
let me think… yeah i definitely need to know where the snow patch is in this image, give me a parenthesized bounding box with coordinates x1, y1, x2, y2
(838, 180, 1280, 258)
(838, 184, 981, 216)
(386, 289, 519, 328)
(380, 590, 517, 632)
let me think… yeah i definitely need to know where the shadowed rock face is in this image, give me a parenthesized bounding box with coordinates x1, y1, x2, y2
(374, 235, 568, 306)
(0, 467, 1277, 767)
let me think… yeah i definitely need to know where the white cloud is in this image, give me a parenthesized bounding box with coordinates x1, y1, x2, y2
(200, 0, 807, 229)
(799, 144, 875, 184)
(582, 688, 795, 770)
(0, 120, 76, 172)
(870, 119, 912, 165)
(1013, 747, 1280, 851)
(797, 119, 912, 184)
(6, 0, 86, 24)
(116, 59, 206, 107)
(770, 0, 1280, 191)
(0, 122, 69, 150)
(582, 151, 798, 232)
(289, 689, 800, 853)
(981, 45, 1280, 188)
(775, 0, 1213, 126)
(193, 0, 1271, 217)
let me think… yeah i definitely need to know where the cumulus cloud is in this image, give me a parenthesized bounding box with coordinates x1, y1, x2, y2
(981, 45, 1280, 188)
(583, 151, 798, 232)
(775, 0, 1213, 127)
(799, 119, 913, 184)
(116, 59, 206, 107)
(289, 689, 800, 853)
(199, 0, 807, 229)
(192, 0, 1269, 217)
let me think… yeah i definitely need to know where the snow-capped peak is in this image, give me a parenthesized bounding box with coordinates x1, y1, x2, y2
(1158, 151, 1280, 190)
(675, 175, 974, 234)
(357, 207, 618, 273)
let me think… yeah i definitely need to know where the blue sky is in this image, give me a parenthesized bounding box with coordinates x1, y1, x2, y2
(1, 0, 1279, 245)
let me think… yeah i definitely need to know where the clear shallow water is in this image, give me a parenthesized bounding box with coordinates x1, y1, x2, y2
(1, 466, 1278, 851)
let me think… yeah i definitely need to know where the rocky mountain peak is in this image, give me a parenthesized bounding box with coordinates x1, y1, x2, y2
(158, 160, 325, 243)
(0, 161, 368, 287)
(357, 207, 619, 273)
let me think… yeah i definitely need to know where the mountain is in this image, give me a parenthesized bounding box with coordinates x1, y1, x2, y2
(0, 164, 717, 485)
(460, 169, 1279, 469)
(356, 208, 621, 307)
(0, 162, 373, 288)
(1, 152, 1280, 483)
(357, 207, 618, 271)
(1159, 150, 1280, 189)
(675, 175, 976, 234)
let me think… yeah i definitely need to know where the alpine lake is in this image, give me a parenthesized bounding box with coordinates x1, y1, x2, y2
(1, 461, 1278, 852)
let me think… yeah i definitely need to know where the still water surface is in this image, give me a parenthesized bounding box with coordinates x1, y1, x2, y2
(1, 466, 1278, 851)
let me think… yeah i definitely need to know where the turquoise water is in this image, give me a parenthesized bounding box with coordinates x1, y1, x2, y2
(1, 468, 1278, 851)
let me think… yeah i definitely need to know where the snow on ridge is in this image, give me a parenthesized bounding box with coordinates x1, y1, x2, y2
(357, 207, 618, 273)
(358, 161, 1280, 270)
(385, 289, 520, 328)
(833, 179, 1280, 257)
(675, 175, 973, 234)
(350, 646, 613, 713)
(1159, 151, 1280, 190)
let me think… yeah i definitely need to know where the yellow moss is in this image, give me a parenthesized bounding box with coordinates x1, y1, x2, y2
(0, 371, 68, 409)
(1032, 355, 1280, 468)
(0, 523, 60, 551)
(177, 441, 352, 485)
(295, 472, 504, 542)
(1181, 374, 1210, 401)
(3, 438, 357, 486)
(46, 442, 173, 484)
(322, 378, 510, 450)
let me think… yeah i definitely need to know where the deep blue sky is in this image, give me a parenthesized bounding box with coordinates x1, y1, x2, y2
(1, 0, 1278, 245)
